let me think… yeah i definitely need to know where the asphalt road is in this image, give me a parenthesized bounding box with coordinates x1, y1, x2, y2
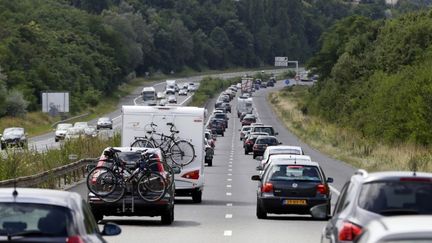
(68, 79, 356, 243)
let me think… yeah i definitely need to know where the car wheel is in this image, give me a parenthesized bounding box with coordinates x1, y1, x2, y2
(0, 143, 4, 150)
(55, 138, 59, 142)
(253, 154, 256, 159)
(207, 159, 213, 167)
(161, 206, 174, 225)
(221, 133, 224, 137)
(96, 126, 100, 130)
(256, 200, 267, 219)
(244, 150, 248, 155)
(110, 126, 113, 130)
(192, 190, 202, 203)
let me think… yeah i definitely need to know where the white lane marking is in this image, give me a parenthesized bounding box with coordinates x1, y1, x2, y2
(228, 168, 232, 172)
(229, 161, 232, 164)
(179, 94, 194, 105)
(330, 185, 341, 196)
(227, 178, 232, 181)
(228, 173, 232, 176)
(228, 164, 232, 167)
(133, 95, 141, 105)
(224, 230, 232, 236)
(229, 158, 233, 161)
(227, 185, 232, 188)
(226, 203, 233, 207)
(112, 115, 121, 121)
(226, 192, 232, 196)
(225, 214, 233, 219)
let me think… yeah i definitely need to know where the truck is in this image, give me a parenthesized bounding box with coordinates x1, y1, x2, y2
(241, 77, 253, 94)
(236, 97, 253, 118)
(121, 105, 205, 203)
(166, 80, 176, 91)
(141, 86, 157, 106)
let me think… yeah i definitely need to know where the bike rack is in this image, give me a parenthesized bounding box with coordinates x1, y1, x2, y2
(121, 184, 136, 213)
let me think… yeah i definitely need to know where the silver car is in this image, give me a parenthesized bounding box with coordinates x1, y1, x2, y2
(55, 123, 73, 142)
(97, 117, 113, 130)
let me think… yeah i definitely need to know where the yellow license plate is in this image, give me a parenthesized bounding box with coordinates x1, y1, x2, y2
(284, 200, 307, 205)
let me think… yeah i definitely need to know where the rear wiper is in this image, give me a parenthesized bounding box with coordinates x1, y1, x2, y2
(379, 209, 420, 216)
(7, 230, 58, 240)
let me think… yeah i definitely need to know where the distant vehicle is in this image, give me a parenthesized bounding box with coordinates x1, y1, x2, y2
(221, 102, 231, 113)
(159, 98, 167, 106)
(141, 87, 157, 106)
(178, 89, 188, 96)
(188, 82, 197, 92)
(322, 170, 432, 243)
(356, 216, 432, 243)
(260, 154, 312, 171)
(73, 122, 89, 133)
(236, 97, 253, 117)
(243, 132, 269, 154)
(84, 125, 98, 137)
(252, 135, 281, 159)
(0, 188, 121, 242)
(260, 82, 267, 88)
(156, 91, 166, 99)
(261, 145, 304, 166)
(239, 125, 252, 141)
(236, 83, 242, 89)
(165, 88, 175, 95)
(97, 117, 113, 130)
(0, 127, 27, 149)
(55, 123, 73, 142)
(88, 147, 175, 224)
(213, 112, 229, 128)
(250, 125, 278, 136)
(208, 119, 225, 136)
(166, 79, 176, 91)
(241, 77, 253, 94)
(167, 95, 177, 104)
(65, 127, 84, 140)
(204, 138, 214, 166)
(241, 114, 257, 126)
(251, 160, 333, 219)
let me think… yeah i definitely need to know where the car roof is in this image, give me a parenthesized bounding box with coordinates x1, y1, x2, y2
(266, 145, 302, 152)
(270, 158, 319, 167)
(269, 154, 312, 162)
(364, 216, 432, 241)
(256, 135, 277, 140)
(355, 171, 432, 183)
(0, 188, 81, 208)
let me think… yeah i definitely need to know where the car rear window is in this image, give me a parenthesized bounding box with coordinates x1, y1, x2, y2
(256, 138, 278, 145)
(270, 149, 301, 155)
(252, 127, 275, 135)
(215, 114, 226, 119)
(358, 180, 432, 215)
(267, 165, 322, 182)
(0, 203, 72, 236)
(242, 127, 251, 132)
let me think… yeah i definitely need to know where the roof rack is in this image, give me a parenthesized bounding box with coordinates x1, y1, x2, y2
(354, 169, 368, 177)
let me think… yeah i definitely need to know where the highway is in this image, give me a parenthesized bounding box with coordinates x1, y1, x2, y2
(68, 79, 356, 243)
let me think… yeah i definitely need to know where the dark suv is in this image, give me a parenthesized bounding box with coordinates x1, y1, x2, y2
(321, 170, 432, 243)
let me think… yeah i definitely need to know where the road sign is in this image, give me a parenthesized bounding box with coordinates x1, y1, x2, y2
(284, 79, 290, 85)
(275, 57, 288, 67)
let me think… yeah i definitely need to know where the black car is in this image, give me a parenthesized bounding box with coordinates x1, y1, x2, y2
(267, 79, 275, 87)
(208, 119, 225, 136)
(0, 188, 121, 242)
(322, 170, 432, 243)
(251, 160, 333, 219)
(88, 147, 175, 225)
(252, 135, 281, 159)
(221, 102, 231, 113)
(213, 113, 229, 128)
(0, 127, 27, 150)
(260, 82, 267, 88)
(244, 132, 269, 154)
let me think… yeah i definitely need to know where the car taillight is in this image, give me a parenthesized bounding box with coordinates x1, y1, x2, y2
(261, 183, 273, 193)
(246, 140, 252, 145)
(317, 184, 328, 194)
(182, 170, 200, 180)
(338, 222, 363, 241)
(400, 177, 432, 182)
(67, 236, 85, 243)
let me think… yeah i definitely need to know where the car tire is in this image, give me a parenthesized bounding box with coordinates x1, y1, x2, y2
(110, 126, 113, 130)
(0, 143, 4, 150)
(221, 133, 224, 137)
(55, 138, 59, 142)
(96, 126, 100, 130)
(256, 200, 267, 219)
(161, 206, 174, 225)
(244, 150, 248, 155)
(192, 190, 202, 203)
(207, 159, 213, 167)
(253, 154, 256, 159)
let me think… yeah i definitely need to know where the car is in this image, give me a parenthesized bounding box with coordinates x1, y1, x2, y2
(251, 159, 333, 219)
(208, 119, 225, 136)
(65, 127, 84, 140)
(156, 91, 166, 99)
(204, 138, 214, 166)
(213, 112, 229, 128)
(88, 147, 175, 225)
(167, 95, 177, 104)
(165, 88, 175, 95)
(260, 82, 267, 88)
(321, 170, 432, 243)
(0, 127, 28, 150)
(178, 89, 188, 96)
(241, 114, 257, 126)
(356, 216, 432, 243)
(259, 154, 313, 172)
(0, 187, 121, 242)
(250, 125, 278, 136)
(219, 94, 230, 103)
(84, 125, 98, 137)
(159, 98, 167, 106)
(239, 125, 252, 141)
(188, 82, 197, 92)
(261, 145, 305, 166)
(73, 122, 89, 133)
(214, 107, 227, 114)
(240, 111, 252, 121)
(54, 123, 73, 142)
(252, 135, 281, 159)
(254, 79, 262, 85)
(221, 102, 231, 113)
(267, 79, 275, 87)
(97, 117, 113, 130)
(236, 83, 242, 89)
(243, 132, 269, 154)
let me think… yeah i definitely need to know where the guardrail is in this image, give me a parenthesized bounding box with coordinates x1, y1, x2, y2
(51, 112, 90, 128)
(0, 158, 96, 188)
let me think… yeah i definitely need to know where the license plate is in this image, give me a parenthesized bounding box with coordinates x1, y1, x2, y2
(283, 200, 307, 205)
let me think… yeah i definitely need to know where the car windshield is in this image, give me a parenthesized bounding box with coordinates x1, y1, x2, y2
(67, 128, 81, 135)
(98, 118, 110, 122)
(252, 127, 274, 135)
(3, 128, 24, 136)
(358, 180, 432, 215)
(215, 114, 225, 119)
(267, 165, 322, 182)
(74, 122, 87, 128)
(56, 124, 72, 130)
(270, 149, 302, 155)
(143, 92, 155, 100)
(256, 138, 278, 145)
(0, 203, 72, 237)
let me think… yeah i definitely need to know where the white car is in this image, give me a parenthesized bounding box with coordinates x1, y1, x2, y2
(73, 121, 89, 133)
(156, 92, 165, 99)
(159, 98, 167, 106)
(165, 88, 175, 95)
(167, 95, 177, 104)
(97, 117, 113, 130)
(261, 145, 304, 165)
(260, 154, 312, 171)
(84, 125, 98, 137)
(178, 89, 188, 96)
(187, 83, 197, 92)
(65, 127, 84, 140)
(54, 123, 73, 142)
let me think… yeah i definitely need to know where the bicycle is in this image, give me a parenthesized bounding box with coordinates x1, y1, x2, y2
(86, 148, 168, 203)
(131, 122, 196, 166)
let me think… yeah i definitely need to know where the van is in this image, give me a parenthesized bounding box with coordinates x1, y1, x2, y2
(121, 105, 205, 203)
(141, 87, 157, 106)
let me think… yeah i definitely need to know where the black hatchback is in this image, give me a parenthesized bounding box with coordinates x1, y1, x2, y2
(252, 160, 333, 219)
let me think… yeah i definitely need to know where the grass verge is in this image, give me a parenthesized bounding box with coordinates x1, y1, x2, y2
(269, 86, 432, 172)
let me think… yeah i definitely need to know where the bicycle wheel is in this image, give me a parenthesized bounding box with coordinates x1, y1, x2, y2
(148, 161, 175, 188)
(137, 171, 167, 202)
(131, 138, 155, 148)
(169, 140, 195, 166)
(87, 166, 125, 202)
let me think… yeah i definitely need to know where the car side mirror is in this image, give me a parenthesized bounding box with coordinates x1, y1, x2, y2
(251, 175, 261, 181)
(327, 177, 334, 183)
(102, 222, 121, 236)
(256, 165, 263, 171)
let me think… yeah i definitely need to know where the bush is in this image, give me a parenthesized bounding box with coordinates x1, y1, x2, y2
(4, 90, 29, 117)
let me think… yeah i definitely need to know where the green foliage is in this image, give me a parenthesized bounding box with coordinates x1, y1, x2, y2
(189, 77, 240, 107)
(307, 10, 432, 145)
(4, 90, 29, 117)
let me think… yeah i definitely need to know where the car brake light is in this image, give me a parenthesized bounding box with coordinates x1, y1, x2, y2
(261, 183, 273, 193)
(67, 236, 85, 243)
(317, 184, 328, 194)
(338, 222, 362, 241)
(182, 170, 200, 180)
(400, 177, 432, 182)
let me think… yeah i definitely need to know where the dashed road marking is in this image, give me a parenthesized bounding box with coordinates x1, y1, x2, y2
(226, 192, 232, 196)
(228, 164, 232, 167)
(228, 173, 232, 176)
(330, 185, 341, 196)
(225, 214, 233, 219)
(227, 178, 232, 181)
(226, 203, 233, 207)
(226, 185, 232, 188)
(224, 230, 232, 236)
(228, 168, 232, 172)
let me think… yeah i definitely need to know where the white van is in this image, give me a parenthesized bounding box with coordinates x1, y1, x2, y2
(141, 87, 157, 106)
(236, 97, 253, 117)
(121, 105, 205, 203)
(166, 80, 176, 91)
